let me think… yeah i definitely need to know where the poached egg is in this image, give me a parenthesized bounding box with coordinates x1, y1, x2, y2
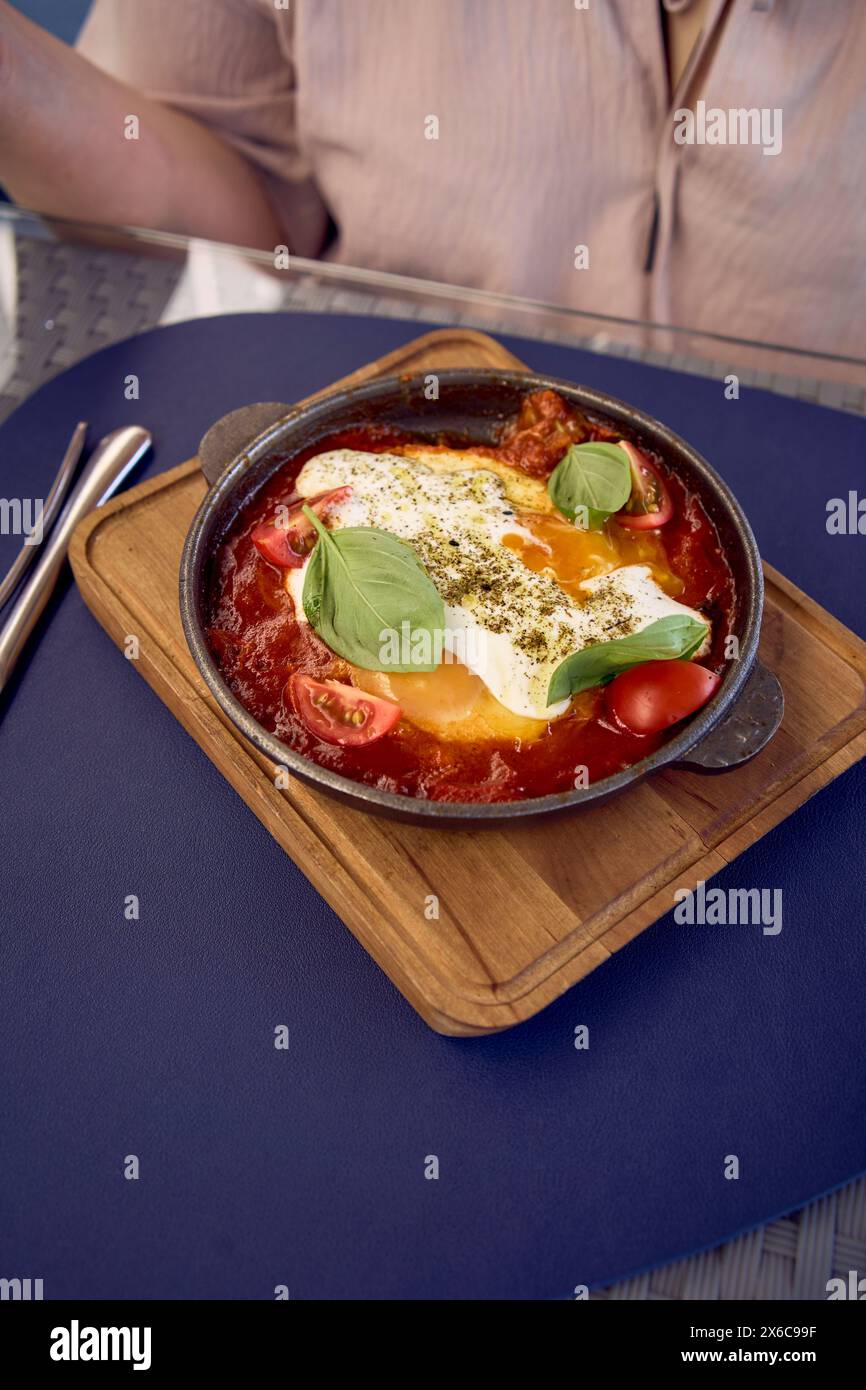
(285, 447, 709, 739)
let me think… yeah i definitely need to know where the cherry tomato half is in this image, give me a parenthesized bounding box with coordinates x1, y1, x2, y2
(288, 674, 401, 746)
(252, 487, 351, 568)
(616, 441, 673, 529)
(606, 660, 721, 735)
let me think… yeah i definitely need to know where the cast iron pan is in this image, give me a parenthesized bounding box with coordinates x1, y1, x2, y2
(180, 370, 783, 827)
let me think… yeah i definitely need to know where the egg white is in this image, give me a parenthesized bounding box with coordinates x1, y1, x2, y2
(286, 449, 709, 723)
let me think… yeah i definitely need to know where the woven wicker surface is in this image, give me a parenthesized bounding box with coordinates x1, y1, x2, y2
(2, 231, 863, 1301)
(593, 1179, 866, 1300)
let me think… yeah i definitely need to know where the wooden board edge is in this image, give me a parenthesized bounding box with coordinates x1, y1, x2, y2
(676, 713, 866, 857)
(713, 729, 866, 862)
(764, 562, 866, 680)
(69, 459, 200, 578)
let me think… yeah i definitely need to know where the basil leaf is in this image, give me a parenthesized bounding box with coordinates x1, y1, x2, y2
(678, 628, 710, 663)
(548, 442, 632, 530)
(547, 614, 709, 705)
(301, 508, 445, 672)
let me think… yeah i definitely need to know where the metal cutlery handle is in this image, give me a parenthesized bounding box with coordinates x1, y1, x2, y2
(0, 426, 152, 695)
(0, 421, 88, 612)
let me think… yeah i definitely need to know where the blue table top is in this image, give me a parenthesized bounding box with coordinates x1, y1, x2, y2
(1, 312, 864, 1299)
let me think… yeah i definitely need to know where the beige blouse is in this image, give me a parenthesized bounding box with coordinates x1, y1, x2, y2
(78, 0, 866, 360)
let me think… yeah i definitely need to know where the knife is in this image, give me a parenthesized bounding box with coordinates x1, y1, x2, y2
(0, 425, 152, 695)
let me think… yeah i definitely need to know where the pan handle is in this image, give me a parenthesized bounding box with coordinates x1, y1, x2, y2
(197, 402, 291, 487)
(675, 660, 784, 771)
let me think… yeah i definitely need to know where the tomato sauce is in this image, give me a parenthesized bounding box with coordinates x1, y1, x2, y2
(205, 395, 736, 803)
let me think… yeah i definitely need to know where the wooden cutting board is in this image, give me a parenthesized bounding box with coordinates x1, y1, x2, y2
(69, 329, 866, 1035)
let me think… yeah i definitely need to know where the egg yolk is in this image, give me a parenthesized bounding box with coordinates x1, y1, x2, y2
(502, 510, 683, 601)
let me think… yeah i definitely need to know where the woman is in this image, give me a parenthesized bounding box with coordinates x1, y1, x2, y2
(1, 0, 864, 357)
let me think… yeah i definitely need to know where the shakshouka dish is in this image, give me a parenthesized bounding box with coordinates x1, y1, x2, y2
(206, 390, 736, 804)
